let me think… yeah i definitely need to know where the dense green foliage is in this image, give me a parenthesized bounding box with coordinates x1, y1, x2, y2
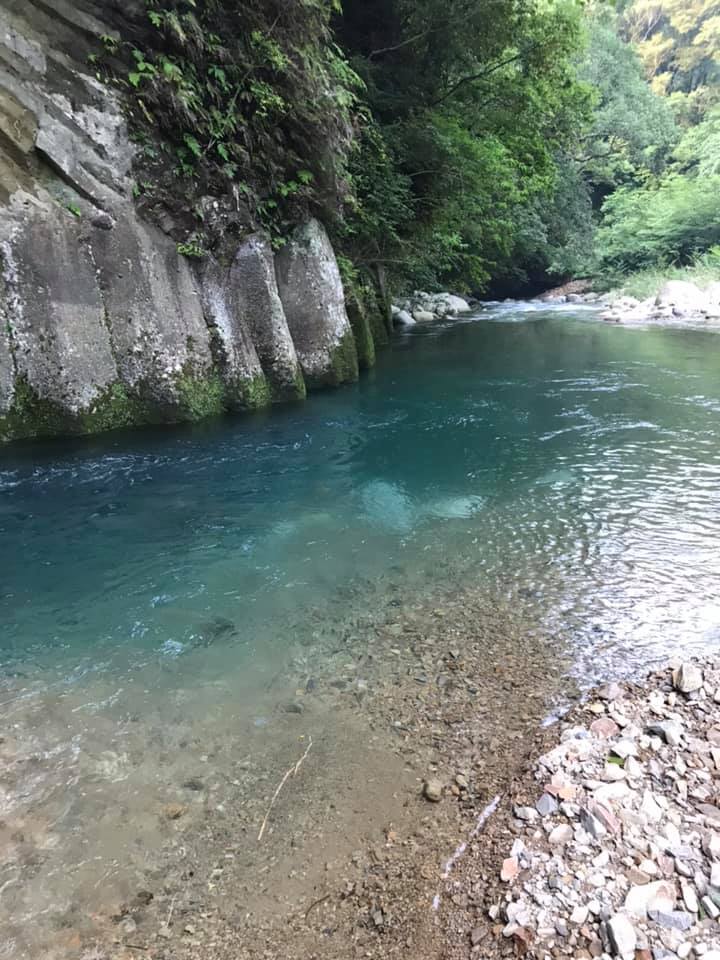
(596, 104, 720, 278)
(499, 9, 679, 287)
(585, 0, 720, 284)
(106, 0, 718, 296)
(337, 0, 589, 291)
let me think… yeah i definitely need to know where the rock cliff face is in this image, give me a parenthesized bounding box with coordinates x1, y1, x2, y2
(0, 0, 384, 443)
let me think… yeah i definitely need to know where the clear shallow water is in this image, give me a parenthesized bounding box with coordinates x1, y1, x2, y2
(2, 302, 720, 953)
(5, 302, 718, 679)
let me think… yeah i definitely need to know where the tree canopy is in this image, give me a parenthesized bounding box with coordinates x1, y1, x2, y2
(109, 0, 719, 295)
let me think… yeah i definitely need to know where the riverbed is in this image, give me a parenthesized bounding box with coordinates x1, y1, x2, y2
(1, 302, 719, 958)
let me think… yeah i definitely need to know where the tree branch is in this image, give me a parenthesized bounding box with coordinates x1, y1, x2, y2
(369, 29, 436, 61)
(430, 52, 525, 106)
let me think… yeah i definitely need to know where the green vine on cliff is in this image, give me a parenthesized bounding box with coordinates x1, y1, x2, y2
(98, 0, 363, 251)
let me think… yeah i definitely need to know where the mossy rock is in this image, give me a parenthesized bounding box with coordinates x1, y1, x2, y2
(346, 289, 376, 370)
(0, 378, 153, 442)
(328, 328, 360, 386)
(175, 372, 227, 421)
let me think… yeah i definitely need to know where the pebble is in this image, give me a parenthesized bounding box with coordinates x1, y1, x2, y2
(647, 910, 694, 931)
(606, 913, 637, 957)
(536, 793, 559, 817)
(647, 721, 684, 746)
(701, 895, 720, 919)
(612, 739, 638, 759)
(625, 881, 676, 919)
(487, 662, 720, 960)
(571, 905, 589, 924)
(680, 883, 698, 913)
(591, 717, 620, 738)
(423, 779, 443, 802)
(548, 824, 573, 846)
(673, 663, 703, 694)
(598, 682, 624, 701)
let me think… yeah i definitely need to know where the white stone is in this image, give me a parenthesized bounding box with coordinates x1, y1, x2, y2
(624, 756, 643, 778)
(701, 895, 720, 919)
(395, 309, 416, 326)
(640, 790, 663, 823)
(570, 905, 589, 924)
(548, 824, 573, 846)
(656, 281, 706, 315)
(606, 913, 637, 958)
(673, 662, 703, 694)
(612, 739, 638, 759)
(680, 882, 698, 913)
(624, 880, 676, 919)
(603, 763, 627, 782)
(594, 781, 630, 804)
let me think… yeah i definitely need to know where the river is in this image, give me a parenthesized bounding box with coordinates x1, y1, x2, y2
(1, 301, 719, 957)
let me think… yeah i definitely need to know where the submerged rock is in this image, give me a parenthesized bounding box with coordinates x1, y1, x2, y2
(423, 779, 443, 802)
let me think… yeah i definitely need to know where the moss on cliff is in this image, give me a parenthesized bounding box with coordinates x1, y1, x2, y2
(329, 329, 360, 386)
(235, 373, 273, 412)
(345, 287, 376, 370)
(175, 371, 226, 420)
(268, 365, 307, 405)
(0, 378, 152, 442)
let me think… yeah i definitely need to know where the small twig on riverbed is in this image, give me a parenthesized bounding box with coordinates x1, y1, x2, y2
(166, 893, 177, 927)
(304, 893, 330, 919)
(257, 736, 313, 842)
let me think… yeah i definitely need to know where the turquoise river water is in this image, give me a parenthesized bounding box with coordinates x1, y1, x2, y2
(1, 301, 720, 956)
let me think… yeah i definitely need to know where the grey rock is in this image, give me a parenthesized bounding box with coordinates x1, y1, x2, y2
(276, 219, 358, 388)
(647, 721, 683, 746)
(91, 212, 115, 230)
(90, 213, 214, 408)
(423, 779, 443, 803)
(227, 233, 304, 402)
(536, 793, 559, 817)
(196, 253, 269, 409)
(2, 206, 118, 423)
(580, 808, 607, 839)
(647, 910, 695, 931)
